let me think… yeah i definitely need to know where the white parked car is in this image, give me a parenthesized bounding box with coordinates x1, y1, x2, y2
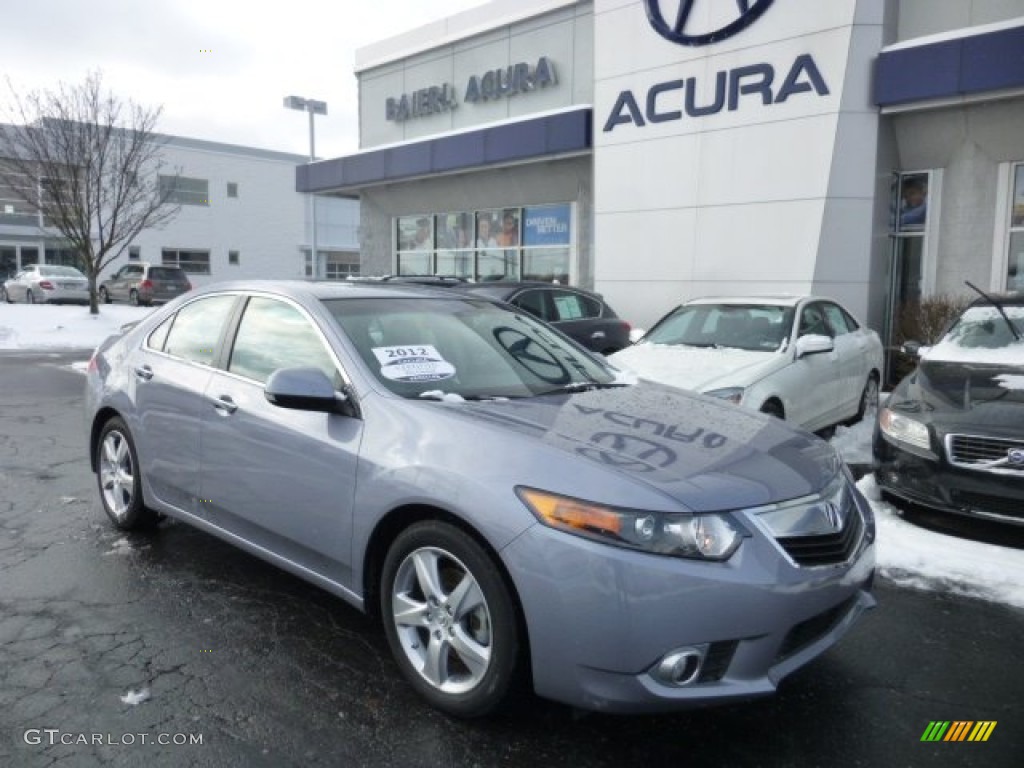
(2, 264, 90, 305)
(610, 296, 884, 433)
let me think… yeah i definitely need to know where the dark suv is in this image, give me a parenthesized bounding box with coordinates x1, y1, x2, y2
(453, 281, 632, 354)
(99, 263, 192, 306)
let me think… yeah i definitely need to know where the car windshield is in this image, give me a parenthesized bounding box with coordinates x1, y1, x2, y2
(928, 304, 1024, 362)
(643, 304, 793, 351)
(324, 297, 618, 399)
(39, 266, 85, 278)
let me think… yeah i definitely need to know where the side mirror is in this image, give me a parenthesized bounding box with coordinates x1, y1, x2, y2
(264, 367, 359, 417)
(901, 340, 922, 357)
(795, 334, 834, 358)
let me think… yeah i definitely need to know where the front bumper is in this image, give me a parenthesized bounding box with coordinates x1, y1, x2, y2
(874, 432, 1024, 526)
(500, 497, 876, 713)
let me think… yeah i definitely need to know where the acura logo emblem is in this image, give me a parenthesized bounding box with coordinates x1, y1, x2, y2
(644, 0, 775, 47)
(822, 502, 843, 531)
(1008, 448, 1024, 466)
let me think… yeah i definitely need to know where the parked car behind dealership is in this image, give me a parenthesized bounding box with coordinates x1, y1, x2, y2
(611, 296, 884, 433)
(2, 264, 90, 304)
(99, 262, 191, 306)
(85, 280, 875, 717)
(875, 293, 1024, 526)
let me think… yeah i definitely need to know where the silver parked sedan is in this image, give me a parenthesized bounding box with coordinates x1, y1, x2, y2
(2, 264, 90, 304)
(85, 280, 875, 717)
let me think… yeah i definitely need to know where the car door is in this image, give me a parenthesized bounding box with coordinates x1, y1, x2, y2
(113, 265, 141, 301)
(545, 288, 617, 352)
(789, 301, 842, 430)
(198, 295, 362, 584)
(821, 302, 864, 416)
(131, 293, 240, 513)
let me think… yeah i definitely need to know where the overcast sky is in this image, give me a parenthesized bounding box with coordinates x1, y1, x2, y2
(1, 0, 487, 159)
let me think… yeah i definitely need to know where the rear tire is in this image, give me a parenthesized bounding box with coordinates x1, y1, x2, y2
(96, 418, 157, 530)
(26, 290, 35, 304)
(381, 521, 521, 718)
(1, 286, 10, 304)
(99, 287, 112, 304)
(129, 289, 140, 307)
(855, 374, 880, 423)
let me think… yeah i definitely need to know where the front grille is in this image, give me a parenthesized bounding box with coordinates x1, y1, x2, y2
(697, 641, 738, 683)
(774, 597, 856, 663)
(776, 509, 864, 567)
(947, 434, 1024, 472)
(949, 490, 1024, 520)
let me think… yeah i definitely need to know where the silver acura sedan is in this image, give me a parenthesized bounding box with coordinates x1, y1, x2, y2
(85, 280, 875, 717)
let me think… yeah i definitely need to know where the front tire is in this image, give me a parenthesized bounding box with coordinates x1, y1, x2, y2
(381, 521, 521, 718)
(96, 418, 157, 530)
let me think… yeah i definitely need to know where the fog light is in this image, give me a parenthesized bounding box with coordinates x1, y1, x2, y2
(652, 647, 704, 687)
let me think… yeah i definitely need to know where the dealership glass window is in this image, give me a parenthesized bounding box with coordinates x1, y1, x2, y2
(162, 248, 211, 274)
(227, 182, 238, 198)
(228, 250, 240, 266)
(129, 246, 141, 261)
(20, 247, 38, 268)
(46, 247, 85, 272)
(1006, 163, 1024, 292)
(392, 203, 573, 283)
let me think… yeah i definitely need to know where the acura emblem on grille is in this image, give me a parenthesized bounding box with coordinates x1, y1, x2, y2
(1008, 448, 1024, 466)
(822, 502, 843, 531)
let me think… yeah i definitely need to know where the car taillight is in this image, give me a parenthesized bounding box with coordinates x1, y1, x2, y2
(140, 279, 153, 290)
(39, 280, 55, 290)
(621, 321, 632, 332)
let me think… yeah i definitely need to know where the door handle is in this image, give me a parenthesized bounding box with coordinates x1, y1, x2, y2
(210, 395, 238, 414)
(133, 365, 154, 381)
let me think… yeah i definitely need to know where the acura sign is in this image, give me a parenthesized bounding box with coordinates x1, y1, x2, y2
(644, 0, 776, 47)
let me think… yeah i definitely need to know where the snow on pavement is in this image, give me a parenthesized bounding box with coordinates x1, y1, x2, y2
(0, 303, 154, 350)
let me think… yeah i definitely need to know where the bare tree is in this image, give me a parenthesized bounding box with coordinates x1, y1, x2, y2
(0, 71, 180, 313)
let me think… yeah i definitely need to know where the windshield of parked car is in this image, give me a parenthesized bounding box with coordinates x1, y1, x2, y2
(643, 304, 794, 352)
(39, 266, 85, 278)
(927, 304, 1024, 363)
(324, 297, 618, 399)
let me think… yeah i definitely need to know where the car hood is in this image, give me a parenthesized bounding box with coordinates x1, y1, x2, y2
(445, 382, 839, 512)
(609, 343, 782, 393)
(890, 358, 1024, 432)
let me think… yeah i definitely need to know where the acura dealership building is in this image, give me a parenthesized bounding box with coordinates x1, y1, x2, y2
(298, 0, 1024, 342)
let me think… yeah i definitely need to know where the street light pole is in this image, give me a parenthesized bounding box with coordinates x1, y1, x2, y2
(284, 95, 328, 279)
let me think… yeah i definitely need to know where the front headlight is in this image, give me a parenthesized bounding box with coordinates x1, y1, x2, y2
(879, 407, 931, 451)
(516, 487, 744, 561)
(704, 386, 745, 404)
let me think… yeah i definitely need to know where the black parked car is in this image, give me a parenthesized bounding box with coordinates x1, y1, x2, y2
(874, 292, 1024, 525)
(452, 281, 632, 354)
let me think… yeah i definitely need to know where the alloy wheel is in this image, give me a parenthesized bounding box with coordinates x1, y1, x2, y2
(391, 546, 493, 695)
(99, 430, 135, 522)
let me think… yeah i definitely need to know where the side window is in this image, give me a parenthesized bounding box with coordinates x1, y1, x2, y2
(228, 297, 339, 386)
(551, 290, 600, 321)
(798, 304, 830, 337)
(146, 315, 174, 351)
(822, 304, 852, 336)
(512, 290, 552, 321)
(163, 295, 236, 365)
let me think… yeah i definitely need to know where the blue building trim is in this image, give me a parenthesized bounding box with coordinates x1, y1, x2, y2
(875, 24, 1024, 107)
(296, 107, 592, 194)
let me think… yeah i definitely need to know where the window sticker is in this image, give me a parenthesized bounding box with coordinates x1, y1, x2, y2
(372, 345, 456, 382)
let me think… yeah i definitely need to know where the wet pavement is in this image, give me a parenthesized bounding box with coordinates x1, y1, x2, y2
(1, 350, 1022, 767)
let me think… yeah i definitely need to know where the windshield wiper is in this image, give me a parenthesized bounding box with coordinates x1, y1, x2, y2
(966, 280, 1021, 341)
(537, 381, 629, 396)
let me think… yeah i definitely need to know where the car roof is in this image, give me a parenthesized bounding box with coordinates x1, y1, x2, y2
(683, 295, 826, 308)
(456, 281, 597, 297)
(188, 279, 479, 303)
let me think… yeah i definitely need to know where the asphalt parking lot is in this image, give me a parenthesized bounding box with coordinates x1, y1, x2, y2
(1, 350, 1022, 767)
